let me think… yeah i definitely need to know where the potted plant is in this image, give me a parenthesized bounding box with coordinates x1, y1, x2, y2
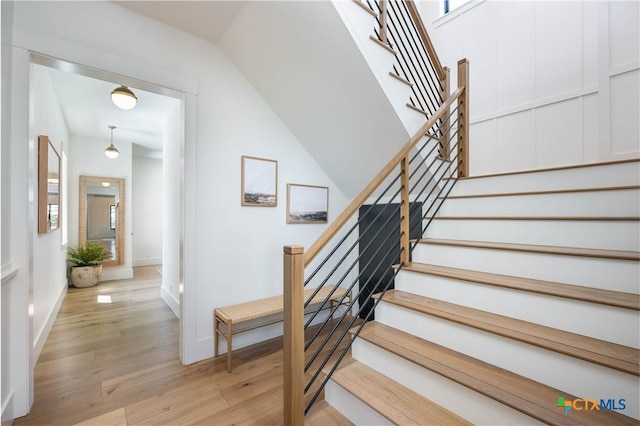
(67, 241, 112, 288)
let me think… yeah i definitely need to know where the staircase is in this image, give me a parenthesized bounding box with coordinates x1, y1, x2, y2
(277, 1, 639, 424)
(324, 159, 640, 424)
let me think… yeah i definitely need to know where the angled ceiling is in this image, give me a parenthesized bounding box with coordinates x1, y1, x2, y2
(112, 1, 246, 44)
(219, 1, 409, 197)
(109, 1, 410, 196)
(52, 1, 410, 196)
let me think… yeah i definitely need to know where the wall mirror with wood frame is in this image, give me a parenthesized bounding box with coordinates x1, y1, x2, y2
(79, 175, 125, 266)
(38, 135, 61, 233)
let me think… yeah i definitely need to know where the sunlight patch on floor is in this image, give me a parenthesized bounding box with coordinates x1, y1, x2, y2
(97, 295, 112, 304)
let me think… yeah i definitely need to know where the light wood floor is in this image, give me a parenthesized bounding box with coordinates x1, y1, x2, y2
(13, 266, 352, 426)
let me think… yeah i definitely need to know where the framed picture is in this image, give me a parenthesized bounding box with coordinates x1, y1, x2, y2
(287, 184, 329, 224)
(241, 155, 278, 207)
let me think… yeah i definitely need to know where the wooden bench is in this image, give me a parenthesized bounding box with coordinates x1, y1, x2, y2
(214, 285, 351, 372)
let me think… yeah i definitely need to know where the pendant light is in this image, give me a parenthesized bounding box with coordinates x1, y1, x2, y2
(110, 85, 138, 110)
(104, 125, 120, 159)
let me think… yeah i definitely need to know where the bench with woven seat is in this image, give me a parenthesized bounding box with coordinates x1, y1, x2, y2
(214, 285, 351, 372)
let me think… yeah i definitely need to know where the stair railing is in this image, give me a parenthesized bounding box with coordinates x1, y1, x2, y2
(284, 56, 469, 424)
(367, 0, 449, 121)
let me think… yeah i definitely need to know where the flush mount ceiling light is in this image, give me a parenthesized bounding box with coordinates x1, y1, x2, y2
(104, 125, 120, 159)
(110, 85, 138, 110)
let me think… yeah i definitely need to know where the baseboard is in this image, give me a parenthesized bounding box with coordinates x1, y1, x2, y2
(160, 286, 179, 318)
(1, 390, 14, 426)
(33, 280, 67, 363)
(133, 258, 162, 267)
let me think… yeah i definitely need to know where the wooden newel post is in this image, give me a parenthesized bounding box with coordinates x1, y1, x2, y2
(283, 245, 305, 425)
(457, 59, 470, 178)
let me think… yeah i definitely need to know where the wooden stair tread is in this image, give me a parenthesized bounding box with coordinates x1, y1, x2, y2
(305, 400, 353, 426)
(416, 238, 640, 261)
(457, 158, 640, 180)
(330, 359, 472, 425)
(369, 35, 395, 54)
(352, 0, 377, 17)
(354, 322, 638, 425)
(401, 262, 640, 310)
(375, 289, 639, 375)
(389, 71, 414, 87)
(441, 184, 640, 199)
(406, 102, 429, 116)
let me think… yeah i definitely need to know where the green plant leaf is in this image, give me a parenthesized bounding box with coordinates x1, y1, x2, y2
(67, 241, 112, 266)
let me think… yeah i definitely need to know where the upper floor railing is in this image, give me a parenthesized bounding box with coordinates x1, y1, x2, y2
(368, 0, 449, 120)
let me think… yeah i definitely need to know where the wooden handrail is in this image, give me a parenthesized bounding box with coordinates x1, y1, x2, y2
(404, 0, 446, 82)
(303, 87, 464, 267)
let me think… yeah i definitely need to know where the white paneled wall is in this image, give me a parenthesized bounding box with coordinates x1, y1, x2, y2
(419, 0, 639, 175)
(609, 1, 640, 67)
(610, 70, 640, 154)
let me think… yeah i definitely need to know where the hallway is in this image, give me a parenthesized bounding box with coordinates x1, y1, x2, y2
(12, 266, 349, 425)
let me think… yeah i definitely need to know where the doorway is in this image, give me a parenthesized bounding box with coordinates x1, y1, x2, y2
(27, 53, 188, 405)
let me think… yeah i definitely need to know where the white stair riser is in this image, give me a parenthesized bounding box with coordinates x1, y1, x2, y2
(412, 244, 640, 293)
(375, 303, 640, 421)
(324, 380, 392, 426)
(352, 338, 544, 426)
(395, 270, 640, 348)
(424, 219, 640, 251)
(449, 162, 640, 196)
(438, 189, 640, 217)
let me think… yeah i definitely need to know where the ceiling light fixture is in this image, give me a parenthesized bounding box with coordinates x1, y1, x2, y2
(110, 85, 138, 110)
(104, 125, 120, 159)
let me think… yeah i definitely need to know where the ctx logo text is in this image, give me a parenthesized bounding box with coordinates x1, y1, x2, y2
(554, 397, 627, 414)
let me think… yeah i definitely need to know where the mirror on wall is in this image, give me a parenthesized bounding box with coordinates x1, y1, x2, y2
(79, 175, 125, 266)
(38, 135, 61, 233)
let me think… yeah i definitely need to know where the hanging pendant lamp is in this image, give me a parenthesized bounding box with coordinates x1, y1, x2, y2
(104, 125, 120, 159)
(110, 85, 138, 110)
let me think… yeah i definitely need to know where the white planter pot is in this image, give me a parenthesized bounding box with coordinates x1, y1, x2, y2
(69, 265, 102, 288)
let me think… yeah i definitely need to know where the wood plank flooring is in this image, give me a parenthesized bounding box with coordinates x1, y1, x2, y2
(13, 266, 352, 426)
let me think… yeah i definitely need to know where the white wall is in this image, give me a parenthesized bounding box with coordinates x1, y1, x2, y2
(420, 0, 640, 175)
(132, 156, 162, 267)
(0, 2, 9, 421)
(68, 133, 133, 281)
(9, 1, 351, 370)
(162, 101, 181, 317)
(2, 1, 32, 415)
(29, 64, 68, 363)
